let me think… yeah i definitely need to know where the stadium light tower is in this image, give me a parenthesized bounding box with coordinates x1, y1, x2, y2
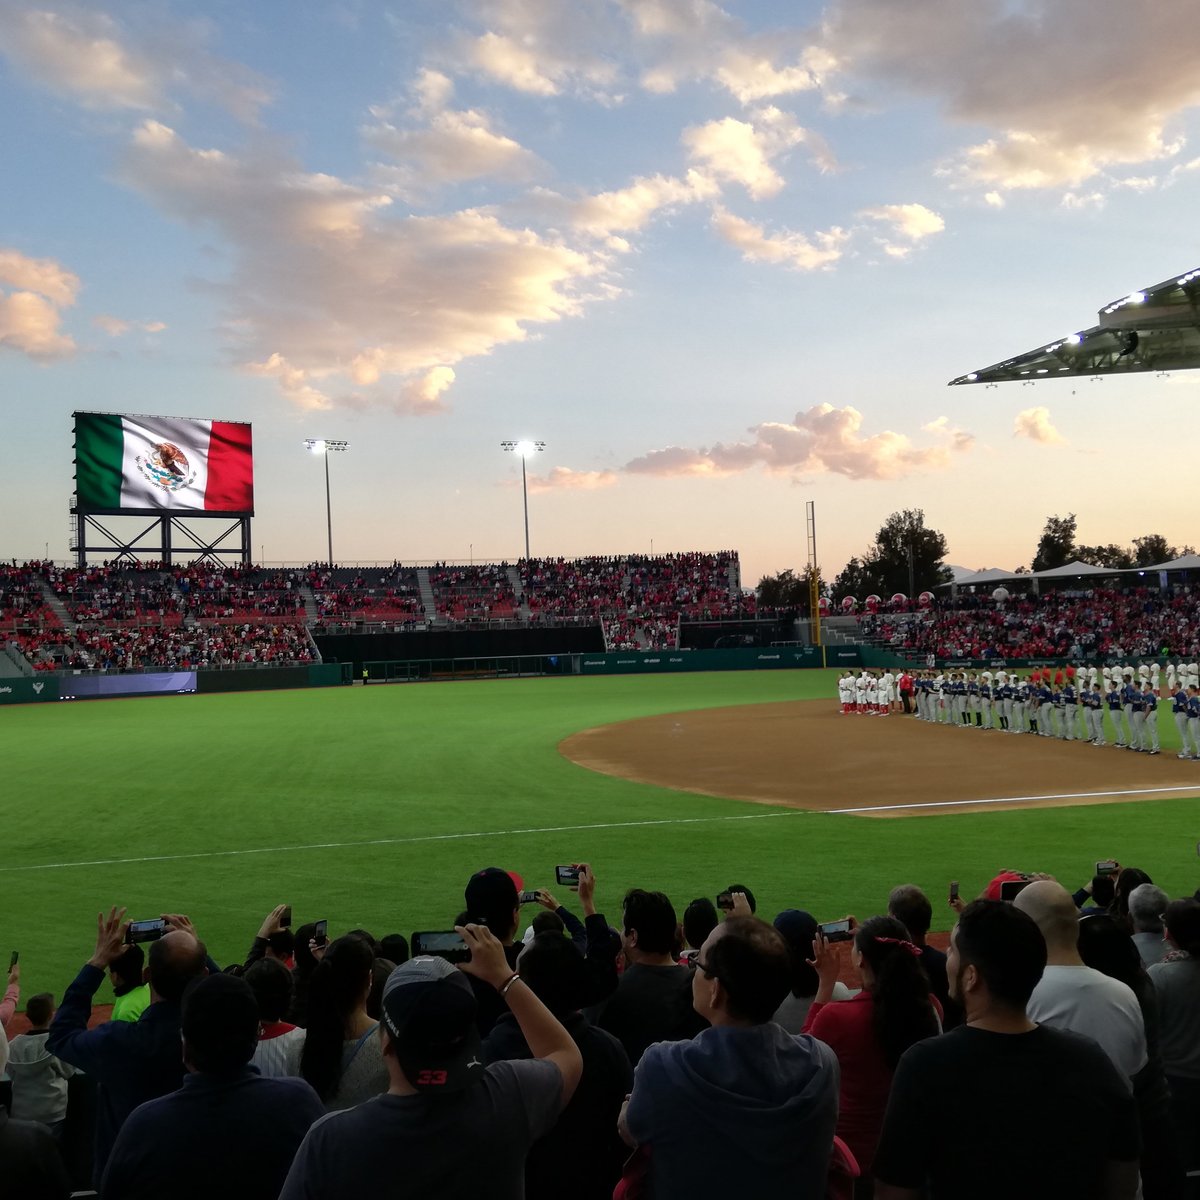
(500, 439, 545, 561)
(303, 439, 349, 564)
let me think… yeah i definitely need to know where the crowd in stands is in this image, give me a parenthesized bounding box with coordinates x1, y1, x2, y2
(429, 564, 517, 619)
(521, 551, 748, 628)
(2, 857, 1197, 1198)
(0, 564, 55, 631)
(15, 623, 313, 671)
(856, 585, 1200, 661)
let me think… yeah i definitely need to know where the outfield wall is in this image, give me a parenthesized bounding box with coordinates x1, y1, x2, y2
(578, 646, 860, 674)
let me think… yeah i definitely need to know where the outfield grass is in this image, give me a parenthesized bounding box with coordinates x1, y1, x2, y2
(4, 668, 1200, 1004)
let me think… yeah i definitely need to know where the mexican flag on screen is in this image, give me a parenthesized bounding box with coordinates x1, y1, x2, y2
(75, 412, 254, 513)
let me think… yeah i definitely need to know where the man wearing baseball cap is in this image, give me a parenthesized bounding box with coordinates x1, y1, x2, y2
(280, 923, 582, 1199)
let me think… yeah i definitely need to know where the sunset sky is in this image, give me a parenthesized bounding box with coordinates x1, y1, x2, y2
(2, 0, 1199, 586)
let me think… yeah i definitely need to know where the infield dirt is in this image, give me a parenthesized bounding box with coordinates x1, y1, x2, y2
(559, 700, 1200, 817)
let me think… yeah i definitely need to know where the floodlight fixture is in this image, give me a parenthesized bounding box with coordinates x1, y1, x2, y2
(501, 439, 545, 561)
(303, 439, 350, 563)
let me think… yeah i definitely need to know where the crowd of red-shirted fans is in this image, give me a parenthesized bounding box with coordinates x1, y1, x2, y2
(854, 586, 1200, 661)
(2, 858, 1196, 1199)
(2, 554, 764, 665)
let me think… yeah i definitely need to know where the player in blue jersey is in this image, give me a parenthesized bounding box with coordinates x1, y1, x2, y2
(1141, 682, 1160, 755)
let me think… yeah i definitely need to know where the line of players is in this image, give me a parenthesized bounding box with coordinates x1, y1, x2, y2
(836, 664, 1200, 758)
(910, 667, 1200, 758)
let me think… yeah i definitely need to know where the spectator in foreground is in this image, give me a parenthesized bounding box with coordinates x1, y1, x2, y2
(0, 1102, 71, 1200)
(299, 935, 387, 1110)
(680, 897, 719, 965)
(887, 884, 957, 1025)
(280, 923, 581, 1199)
(1015, 881, 1147, 1079)
(1149, 899, 1200, 1177)
(0, 955, 20, 1030)
(245, 958, 306, 1078)
(597, 889, 707, 1066)
(48, 909, 209, 1185)
(1129, 884, 1170, 966)
(621, 916, 838, 1199)
(1077, 915, 1183, 1199)
(484, 932, 632, 1200)
(771, 910, 854, 1033)
(463, 867, 525, 1034)
(804, 914, 942, 1185)
(873, 900, 1140, 1199)
(101, 974, 324, 1199)
(7, 993, 75, 1130)
(108, 945, 150, 1023)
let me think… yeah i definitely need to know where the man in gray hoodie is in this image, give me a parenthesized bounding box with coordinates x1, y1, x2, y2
(620, 916, 839, 1199)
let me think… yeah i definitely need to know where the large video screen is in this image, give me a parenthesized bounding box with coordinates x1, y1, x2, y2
(74, 412, 254, 515)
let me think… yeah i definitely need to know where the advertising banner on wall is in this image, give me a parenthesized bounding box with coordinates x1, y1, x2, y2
(74, 412, 254, 515)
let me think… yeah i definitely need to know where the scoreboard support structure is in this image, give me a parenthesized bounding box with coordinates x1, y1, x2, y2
(70, 510, 252, 567)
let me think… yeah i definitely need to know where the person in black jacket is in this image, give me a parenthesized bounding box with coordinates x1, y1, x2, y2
(484, 932, 632, 1200)
(48, 908, 211, 1187)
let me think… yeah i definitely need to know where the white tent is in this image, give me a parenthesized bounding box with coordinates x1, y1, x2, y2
(1143, 553, 1200, 572)
(1029, 559, 1121, 580)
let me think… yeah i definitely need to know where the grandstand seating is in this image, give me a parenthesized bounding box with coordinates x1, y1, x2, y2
(1, 552, 756, 666)
(855, 586, 1200, 660)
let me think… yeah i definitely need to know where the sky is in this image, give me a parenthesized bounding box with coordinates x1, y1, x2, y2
(2, 0, 1200, 587)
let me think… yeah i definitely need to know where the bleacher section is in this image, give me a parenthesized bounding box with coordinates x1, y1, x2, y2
(853, 587, 1200, 660)
(2, 552, 753, 667)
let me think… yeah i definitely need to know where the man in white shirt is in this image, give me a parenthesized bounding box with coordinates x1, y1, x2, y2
(1015, 882, 1147, 1079)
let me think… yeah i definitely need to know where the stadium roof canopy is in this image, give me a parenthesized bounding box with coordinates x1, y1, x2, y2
(1146, 552, 1200, 572)
(949, 267, 1200, 386)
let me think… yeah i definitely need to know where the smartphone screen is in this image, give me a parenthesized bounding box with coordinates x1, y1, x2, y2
(999, 880, 1031, 902)
(126, 919, 168, 945)
(819, 918, 853, 942)
(555, 865, 581, 889)
(1095, 860, 1118, 876)
(7, 951, 17, 971)
(949, 881, 960, 901)
(716, 892, 734, 911)
(518, 890, 540, 905)
(411, 931, 470, 963)
(313, 919, 328, 947)
(279, 905, 292, 928)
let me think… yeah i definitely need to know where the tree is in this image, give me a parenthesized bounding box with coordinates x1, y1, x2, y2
(756, 566, 826, 610)
(831, 509, 952, 598)
(1076, 543, 1134, 570)
(1031, 514, 1077, 573)
(1128, 534, 1197, 567)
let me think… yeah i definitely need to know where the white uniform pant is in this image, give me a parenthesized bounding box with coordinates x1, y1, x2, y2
(1130, 710, 1146, 749)
(1145, 711, 1160, 751)
(1188, 717, 1200, 757)
(1090, 708, 1105, 743)
(1011, 700, 1025, 732)
(1175, 712, 1190, 753)
(1121, 705, 1134, 747)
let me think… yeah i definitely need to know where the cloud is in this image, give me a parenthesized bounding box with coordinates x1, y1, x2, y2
(0, 247, 79, 359)
(683, 107, 832, 198)
(922, 415, 975, 453)
(0, 248, 80, 306)
(527, 466, 619, 493)
(565, 171, 717, 238)
(93, 314, 167, 336)
(121, 120, 608, 413)
(624, 403, 973, 481)
(450, 3, 620, 100)
(820, 0, 1200, 191)
(859, 202, 944, 240)
(711, 208, 848, 271)
(1060, 191, 1106, 210)
(1013, 406, 1065, 445)
(983, 191, 1005, 207)
(0, 3, 272, 120)
(614, 0, 831, 103)
(394, 365, 455, 414)
(365, 73, 542, 194)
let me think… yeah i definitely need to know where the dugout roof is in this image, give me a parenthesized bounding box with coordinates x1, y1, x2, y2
(949, 267, 1200, 386)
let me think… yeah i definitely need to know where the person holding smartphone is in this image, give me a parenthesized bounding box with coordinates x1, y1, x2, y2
(803, 915, 942, 1183)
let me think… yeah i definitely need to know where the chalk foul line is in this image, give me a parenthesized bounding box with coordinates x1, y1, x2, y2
(5, 784, 1199, 872)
